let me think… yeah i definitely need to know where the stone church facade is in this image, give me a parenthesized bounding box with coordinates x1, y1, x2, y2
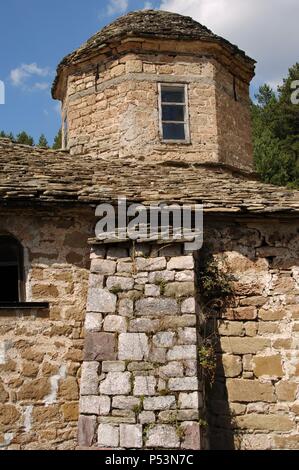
(0, 10, 298, 450)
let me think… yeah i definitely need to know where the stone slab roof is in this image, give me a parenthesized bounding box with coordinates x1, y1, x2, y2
(52, 10, 255, 96)
(0, 139, 299, 216)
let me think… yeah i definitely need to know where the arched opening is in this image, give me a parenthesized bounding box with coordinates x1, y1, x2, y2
(0, 235, 24, 302)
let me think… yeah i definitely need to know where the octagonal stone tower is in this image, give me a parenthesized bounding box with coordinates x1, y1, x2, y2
(52, 10, 256, 171)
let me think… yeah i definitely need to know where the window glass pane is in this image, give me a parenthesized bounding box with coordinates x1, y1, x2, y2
(162, 104, 185, 122)
(163, 123, 185, 140)
(161, 87, 185, 103)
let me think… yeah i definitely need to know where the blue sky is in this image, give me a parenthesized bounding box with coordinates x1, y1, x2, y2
(0, 0, 298, 145)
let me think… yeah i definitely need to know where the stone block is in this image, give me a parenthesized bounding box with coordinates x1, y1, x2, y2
(178, 328, 197, 345)
(181, 298, 196, 314)
(275, 381, 298, 401)
(119, 333, 149, 361)
(80, 362, 99, 395)
(84, 332, 116, 361)
(139, 411, 155, 424)
(178, 392, 199, 409)
(222, 355, 242, 378)
(102, 361, 126, 372)
(159, 362, 183, 378)
(136, 257, 166, 272)
(235, 414, 293, 431)
(164, 282, 194, 298)
(145, 284, 160, 297)
(77, 415, 96, 447)
(103, 315, 127, 333)
(119, 299, 134, 317)
(129, 318, 160, 333)
(85, 312, 103, 332)
(220, 337, 270, 354)
(107, 276, 134, 291)
(167, 345, 197, 361)
(91, 259, 116, 275)
(148, 271, 175, 283)
(100, 372, 131, 395)
(79, 396, 110, 415)
(87, 288, 117, 313)
(168, 377, 198, 391)
(136, 298, 179, 316)
(167, 256, 194, 271)
(112, 396, 140, 410)
(226, 379, 275, 402)
(98, 424, 119, 448)
(153, 332, 175, 348)
(144, 396, 176, 411)
(134, 376, 156, 396)
(218, 321, 244, 337)
(107, 247, 128, 259)
(145, 425, 180, 448)
(175, 271, 195, 282)
(120, 424, 143, 448)
(181, 422, 201, 450)
(253, 355, 283, 378)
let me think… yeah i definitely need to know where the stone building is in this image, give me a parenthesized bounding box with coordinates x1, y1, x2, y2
(0, 10, 298, 450)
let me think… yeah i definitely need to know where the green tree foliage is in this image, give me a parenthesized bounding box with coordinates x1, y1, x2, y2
(38, 134, 49, 148)
(16, 131, 34, 146)
(252, 63, 299, 188)
(52, 129, 62, 149)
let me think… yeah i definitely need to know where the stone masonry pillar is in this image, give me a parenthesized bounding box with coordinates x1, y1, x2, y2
(78, 242, 203, 449)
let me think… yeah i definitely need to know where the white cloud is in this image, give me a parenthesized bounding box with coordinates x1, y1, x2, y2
(107, 0, 129, 16)
(159, 0, 299, 89)
(10, 63, 51, 91)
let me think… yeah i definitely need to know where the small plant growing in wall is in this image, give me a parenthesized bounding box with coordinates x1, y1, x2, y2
(198, 339, 217, 384)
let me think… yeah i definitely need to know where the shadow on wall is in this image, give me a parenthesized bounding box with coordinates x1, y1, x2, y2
(195, 247, 236, 450)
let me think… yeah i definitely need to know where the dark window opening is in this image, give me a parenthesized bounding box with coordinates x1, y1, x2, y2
(159, 84, 189, 142)
(0, 236, 24, 302)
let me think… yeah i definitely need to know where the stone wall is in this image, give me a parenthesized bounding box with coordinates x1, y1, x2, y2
(204, 218, 299, 450)
(78, 242, 202, 450)
(63, 40, 253, 171)
(0, 206, 94, 450)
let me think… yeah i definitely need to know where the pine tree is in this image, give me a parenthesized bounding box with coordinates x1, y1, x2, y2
(38, 134, 49, 148)
(52, 129, 62, 149)
(16, 131, 34, 146)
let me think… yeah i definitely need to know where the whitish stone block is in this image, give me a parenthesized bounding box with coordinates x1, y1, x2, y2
(148, 271, 175, 283)
(144, 396, 176, 411)
(102, 361, 126, 372)
(80, 362, 99, 395)
(139, 411, 156, 424)
(169, 377, 198, 391)
(133, 376, 156, 396)
(100, 372, 131, 395)
(175, 271, 195, 282)
(135, 298, 178, 316)
(178, 392, 199, 409)
(87, 288, 117, 313)
(178, 328, 197, 345)
(145, 284, 160, 297)
(167, 345, 197, 361)
(104, 315, 127, 333)
(159, 362, 184, 378)
(79, 396, 110, 415)
(129, 318, 159, 333)
(91, 259, 116, 275)
(119, 333, 149, 361)
(112, 396, 140, 410)
(120, 424, 143, 448)
(181, 298, 196, 314)
(153, 332, 175, 348)
(167, 256, 194, 270)
(98, 424, 119, 447)
(0, 342, 6, 364)
(146, 425, 180, 448)
(85, 312, 103, 331)
(107, 276, 134, 291)
(119, 299, 134, 317)
(136, 257, 166, 272)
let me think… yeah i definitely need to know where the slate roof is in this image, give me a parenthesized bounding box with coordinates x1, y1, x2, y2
(0, 139, 298, 216)
(52, 10, 255, 97)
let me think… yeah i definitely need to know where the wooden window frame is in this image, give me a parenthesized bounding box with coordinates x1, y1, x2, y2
(158, 83, 190, 144)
